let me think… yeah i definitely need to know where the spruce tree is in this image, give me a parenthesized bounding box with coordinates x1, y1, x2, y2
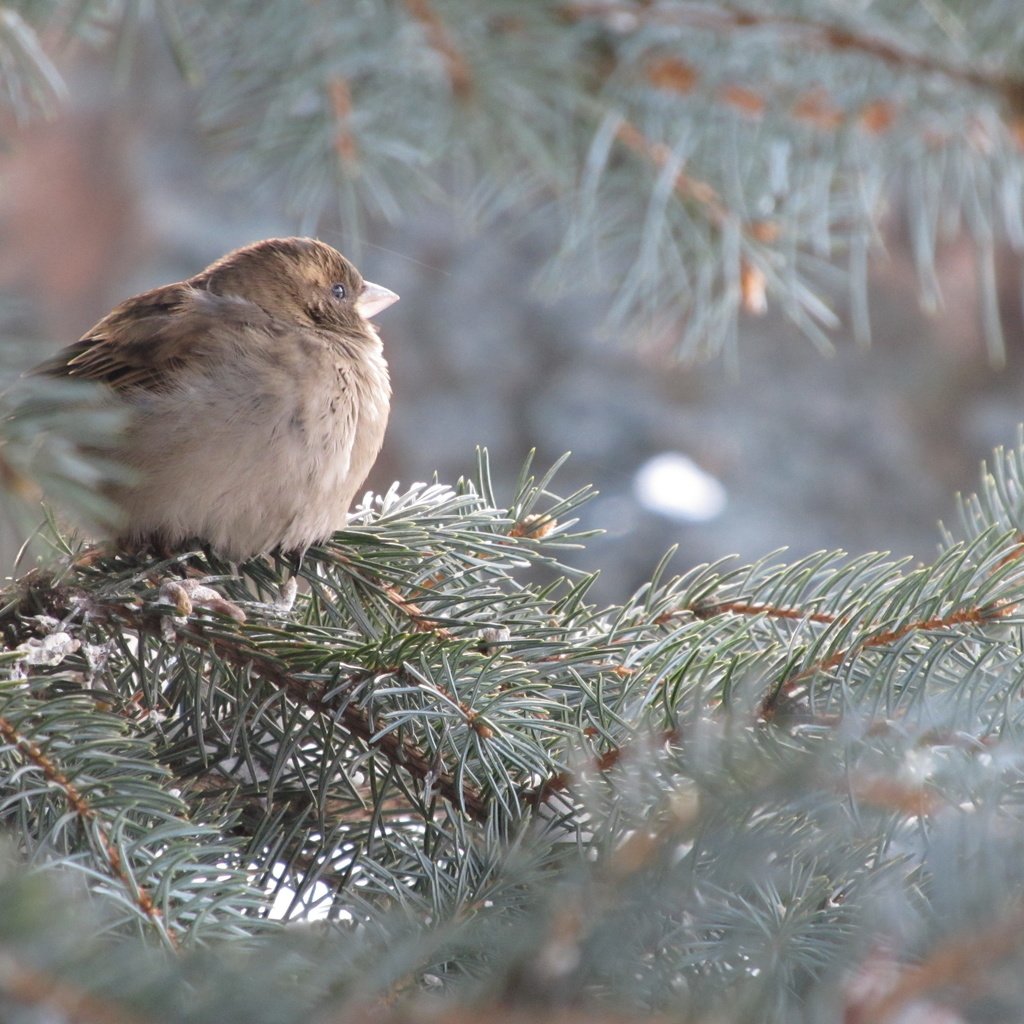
(3, 3, 1024, 1022)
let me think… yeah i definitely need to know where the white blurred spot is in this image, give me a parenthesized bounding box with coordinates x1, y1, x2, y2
(633, 452, 727, 523)
(267, 862, 334, 922)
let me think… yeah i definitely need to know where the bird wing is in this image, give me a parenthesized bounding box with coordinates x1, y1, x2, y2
(36, 283, 276, 394)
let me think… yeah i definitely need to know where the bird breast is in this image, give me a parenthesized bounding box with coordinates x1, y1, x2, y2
(116, 334, 391, 560)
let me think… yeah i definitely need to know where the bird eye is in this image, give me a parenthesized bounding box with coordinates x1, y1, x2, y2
(331, 283, 347, 300)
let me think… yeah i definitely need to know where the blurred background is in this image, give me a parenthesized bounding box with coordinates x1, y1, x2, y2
(3, 34, 1023, 602)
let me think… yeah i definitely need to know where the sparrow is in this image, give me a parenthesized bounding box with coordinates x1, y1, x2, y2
(36, 237, 399, 561)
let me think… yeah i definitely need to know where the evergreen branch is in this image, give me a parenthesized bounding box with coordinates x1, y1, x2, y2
(687, 600, 839, 625)
(646, 540, 1024, 719)
(525, 725, 679, 811)
(403, 0, 473, 99)
(860, 904, 1024, 1022)
(0, 6, 66, 119)
(612, 115, 782, 317)
(761, 591, 1019, 716)
(98, 600, 492, 822)
(0, 710, 179, 948)
(177, 0, 1024, 357)
(526, 524, 1024, 807)
(3, 446, 1024, 1006)
(564, 1, 1024, 99)
(0, 952, 148, 1024)
(614, 118, 729, 228)
(377, 580, 454, 639)
(849, 774, 940, 817)
(326, 74, 358, 167)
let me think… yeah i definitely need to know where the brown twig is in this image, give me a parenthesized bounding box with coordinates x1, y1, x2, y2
(403, 0, 474, 99)
(522, 595, 1013, 813)
(613, 117, 780, 311)
(760, 602, 1017, 717)
(0, 714, 179, 948)
(525, 727, 680, 808)
(0, 954, 148, 1024)
(849, 775, 940, 817)
(101, 603, 491, 823)
(379, 581, 454, 639)
(563, 2, 1022, 98)
(854, 904, 1024, 1022)
(326, 75, 359, 166)
(689, 600, 841, 625)
(657, 592, 1019, 717)
(614, 118, 729, 227)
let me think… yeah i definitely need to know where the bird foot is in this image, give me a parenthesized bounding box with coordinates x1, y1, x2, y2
(158, 578, 247, 640)
(250, 575, 299, 616)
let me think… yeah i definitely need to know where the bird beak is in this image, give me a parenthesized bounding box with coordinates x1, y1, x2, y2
(356, 281, 400, 319)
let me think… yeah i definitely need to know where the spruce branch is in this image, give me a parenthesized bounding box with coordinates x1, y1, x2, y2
(0, 707, 179, 948)
(9, 4, 1024, 1010)
(0, 953, 149, 1024)
(7, 443, 1024, 1014)
(0, 678, 262, 942)
(9, 1, 1024, 360)
(761, 597, 1020, 718)
(7, 1, 1024, 360)
(137, 602, 492, 822)
(613, 118, 731, 227)
(402, 0, 474, 101)
(0, 6, 66, 120)
(326, 74, 359, 168)
(564, 1, 1024, 99)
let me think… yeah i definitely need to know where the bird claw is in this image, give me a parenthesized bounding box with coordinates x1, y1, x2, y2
(249, 575, 299, 616)
(159, 579, 247, 640)
(273, 575, 299, 614)
(157, 574, 298, 641)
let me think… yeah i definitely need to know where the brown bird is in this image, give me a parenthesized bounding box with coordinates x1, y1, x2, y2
(37, 237, 399, 561)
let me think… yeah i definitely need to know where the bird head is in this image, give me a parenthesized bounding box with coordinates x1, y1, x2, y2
(193, 237, 399, 333)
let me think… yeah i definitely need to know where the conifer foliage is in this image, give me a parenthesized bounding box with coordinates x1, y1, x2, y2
(3, 3, 1024, 1022)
